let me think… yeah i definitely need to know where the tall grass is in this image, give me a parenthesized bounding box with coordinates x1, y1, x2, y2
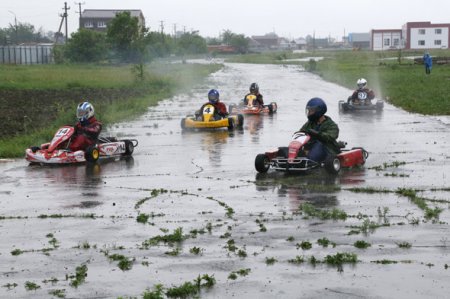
(226, 49, 450, 115)
(0, 62, 222, 157)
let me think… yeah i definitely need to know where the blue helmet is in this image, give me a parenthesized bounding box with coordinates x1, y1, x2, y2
(208, 89, 220, 104)
(305, 97, 327, 121)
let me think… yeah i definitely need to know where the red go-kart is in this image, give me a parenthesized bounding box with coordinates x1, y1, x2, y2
(254, 132, 368, 174)
(25, 126, 138, 164)
(229, 95, 277, 115)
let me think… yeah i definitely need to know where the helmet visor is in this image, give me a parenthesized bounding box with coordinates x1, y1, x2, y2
(305, 106, 317, 117)
(77, 108, 89, 120)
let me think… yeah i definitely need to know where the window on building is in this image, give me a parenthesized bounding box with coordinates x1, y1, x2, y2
(435, 28, 442, 34)
(384, 38, 390, 46)
(434, 40, 442, 45)
(418, 40, 425, 46)
(393, 39, 399, 46)
(84, 21, 93, 28)
(97, 21, 107, 28)
(418, 29, 425, 35)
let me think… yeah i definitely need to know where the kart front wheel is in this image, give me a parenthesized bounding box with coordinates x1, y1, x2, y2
(85, 145, 99, 163)
(123, 140, 134, 156)
(324, 155, 341, 174)
(227, 117, 235, 131)
(255, 154, 270, 173)
(237, 114, 244, 128)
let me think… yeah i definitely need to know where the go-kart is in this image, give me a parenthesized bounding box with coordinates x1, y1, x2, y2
(181, 103, 243, 131)
(229, 95, 277, 115)
(339, 91, 384, 112)
(254, 131, 368, 174)
(25, 126, 138, 164)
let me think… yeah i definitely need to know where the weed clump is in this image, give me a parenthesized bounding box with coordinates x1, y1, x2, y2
(299, 203, 347, 220)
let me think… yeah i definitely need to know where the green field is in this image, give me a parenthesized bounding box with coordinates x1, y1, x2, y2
(228, 49, 450, 115)
(0, 62, 222, 158)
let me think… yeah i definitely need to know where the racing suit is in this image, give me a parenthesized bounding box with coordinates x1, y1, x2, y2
(198, 101, 228, 119)
(299, 116, 340, 162)
(69, 116, 102, 152)
(243, 92, 264, 107)
(349, 88, 375, 104)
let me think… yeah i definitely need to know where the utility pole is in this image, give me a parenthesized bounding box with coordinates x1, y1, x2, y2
(56, 2, 70, 43)
(75, 2, 84, 18)
(159, 20, 164, 35)
(8, 10, 18, 44)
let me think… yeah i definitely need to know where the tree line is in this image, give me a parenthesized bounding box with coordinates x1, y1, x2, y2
(1, 12, 250, 64)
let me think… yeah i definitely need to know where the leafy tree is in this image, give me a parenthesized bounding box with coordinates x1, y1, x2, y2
(220, 30, 249, 53)
(64, 29, 108, 62)
(176, 32, 207, 55)
(106, 11, 144, 62)
(0, 22, 51, 45)
(145, 31, 173, 59)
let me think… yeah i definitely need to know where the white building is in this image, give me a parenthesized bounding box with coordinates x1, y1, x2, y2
(371, 29, 402, 51)
(403, 21, 449, 50)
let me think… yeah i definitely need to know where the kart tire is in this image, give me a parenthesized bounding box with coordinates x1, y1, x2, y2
(85, 145, 99, 163)
(324, 155, 341, 174)
(277, 147, 288, 158)
(255, 154, 270, 173)
(268, 104, 274, 114)
(270, 102, 277, 113)
(227, 117, 235, 131)
(237, 114, 244, 128)
(180, 118, 187, 130)
(123, 140, 134, 156)
(376, 101, 384, 112)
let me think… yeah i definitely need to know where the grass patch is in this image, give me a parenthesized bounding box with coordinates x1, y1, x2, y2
(317, 237, 336, 248)
(299, 203, 347, 220)
(48, 289, 66, 298)
(354, 240, 371, 249)
(142, 227, 188, 248)
(288, 255, 305, 264)
(265, 257, 278, 265)
(69, 264, 88, 288)
(24, 281, 41, 291)
(324, 252, 358, 265)
(296, 241, 312, 250)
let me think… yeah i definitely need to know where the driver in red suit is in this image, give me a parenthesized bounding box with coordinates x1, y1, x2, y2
(348, 78, 375, 105)
(69, 101, 102, 152)
(196, 89, 228, 119)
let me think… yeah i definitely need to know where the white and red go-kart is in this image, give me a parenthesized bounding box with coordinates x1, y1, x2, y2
(25, 126, 138, 164)
(254, 132, 368, 174)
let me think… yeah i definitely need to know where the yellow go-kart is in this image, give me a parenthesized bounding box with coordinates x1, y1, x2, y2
(181, 104, 244, 131)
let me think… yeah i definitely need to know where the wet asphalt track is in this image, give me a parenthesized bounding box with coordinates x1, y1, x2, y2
(1, 62, 450, 298)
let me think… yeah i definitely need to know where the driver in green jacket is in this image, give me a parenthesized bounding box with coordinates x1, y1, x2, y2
(299, 97, 340, 162)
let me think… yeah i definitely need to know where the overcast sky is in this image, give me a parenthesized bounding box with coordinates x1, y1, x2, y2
(1, 0, 449, 40)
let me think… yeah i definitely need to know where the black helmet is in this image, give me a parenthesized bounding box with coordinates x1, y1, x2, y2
(249, 83, 259, 94)
(305, 97, 327, 122)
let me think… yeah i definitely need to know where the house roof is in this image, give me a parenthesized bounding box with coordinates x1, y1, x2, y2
(81, 9, 143, 18)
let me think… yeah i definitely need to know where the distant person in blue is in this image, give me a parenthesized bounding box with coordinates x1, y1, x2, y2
(423, 52, 432, 74)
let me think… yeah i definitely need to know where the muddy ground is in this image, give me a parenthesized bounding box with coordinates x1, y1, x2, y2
(1, 62, 450, 298)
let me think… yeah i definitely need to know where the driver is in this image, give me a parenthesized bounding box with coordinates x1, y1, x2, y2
(69, 101, 102, 152)
(243, 83, 264, 107)
(298, 97, 340, 163)
(348, 78, 375, 105)
(197, 89, 228, 119)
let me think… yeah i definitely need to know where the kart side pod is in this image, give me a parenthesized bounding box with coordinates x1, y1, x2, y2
(337, 148, 367, 167)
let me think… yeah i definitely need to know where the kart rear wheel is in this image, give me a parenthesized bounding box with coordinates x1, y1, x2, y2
(324, 155, 341, 174)
(180, 118, 187, 130)
(123, 140, 134, 156)
(85, 145, 99, 163)
(227, 117, 235, 131)
(255, 154, 270, 173)
(237, 114, 244, 128)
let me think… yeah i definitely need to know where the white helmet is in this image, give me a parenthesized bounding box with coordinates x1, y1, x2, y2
(76, 101, 95, 122)
(357, 78, 367, 89)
